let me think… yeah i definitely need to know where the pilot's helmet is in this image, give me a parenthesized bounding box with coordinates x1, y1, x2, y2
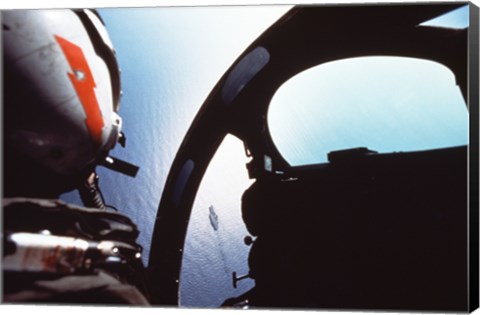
(3, 9, 123, 196)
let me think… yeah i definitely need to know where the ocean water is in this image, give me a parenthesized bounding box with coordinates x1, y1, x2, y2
(180, 135, 255, 306)
(62, 5, 290, 307)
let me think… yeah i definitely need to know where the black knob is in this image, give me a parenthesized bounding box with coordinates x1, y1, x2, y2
(244, 236, 254, 246)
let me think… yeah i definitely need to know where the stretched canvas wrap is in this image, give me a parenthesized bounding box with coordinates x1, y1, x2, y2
(2, 1, 480, 313)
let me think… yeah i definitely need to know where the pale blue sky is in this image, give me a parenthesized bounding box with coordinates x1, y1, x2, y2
(268, 56, 469, 166)
(421, 4, 469, 29)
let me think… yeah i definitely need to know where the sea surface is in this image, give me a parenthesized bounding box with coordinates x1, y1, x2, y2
(62, 5, 291, 307)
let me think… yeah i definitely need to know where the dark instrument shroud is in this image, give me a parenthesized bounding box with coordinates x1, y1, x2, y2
(242, 146, 467, 310)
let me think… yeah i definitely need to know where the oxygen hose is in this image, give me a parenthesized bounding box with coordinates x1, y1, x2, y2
(79, 172, 106, 210)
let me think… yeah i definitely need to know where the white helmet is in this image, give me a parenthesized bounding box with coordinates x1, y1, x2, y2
(3, 9, 124, 196)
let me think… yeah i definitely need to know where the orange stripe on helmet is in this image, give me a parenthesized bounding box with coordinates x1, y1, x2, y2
(55, 35, 104, 145)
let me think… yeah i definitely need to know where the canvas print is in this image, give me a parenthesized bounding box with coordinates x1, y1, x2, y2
(2, 2, 479, 312)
